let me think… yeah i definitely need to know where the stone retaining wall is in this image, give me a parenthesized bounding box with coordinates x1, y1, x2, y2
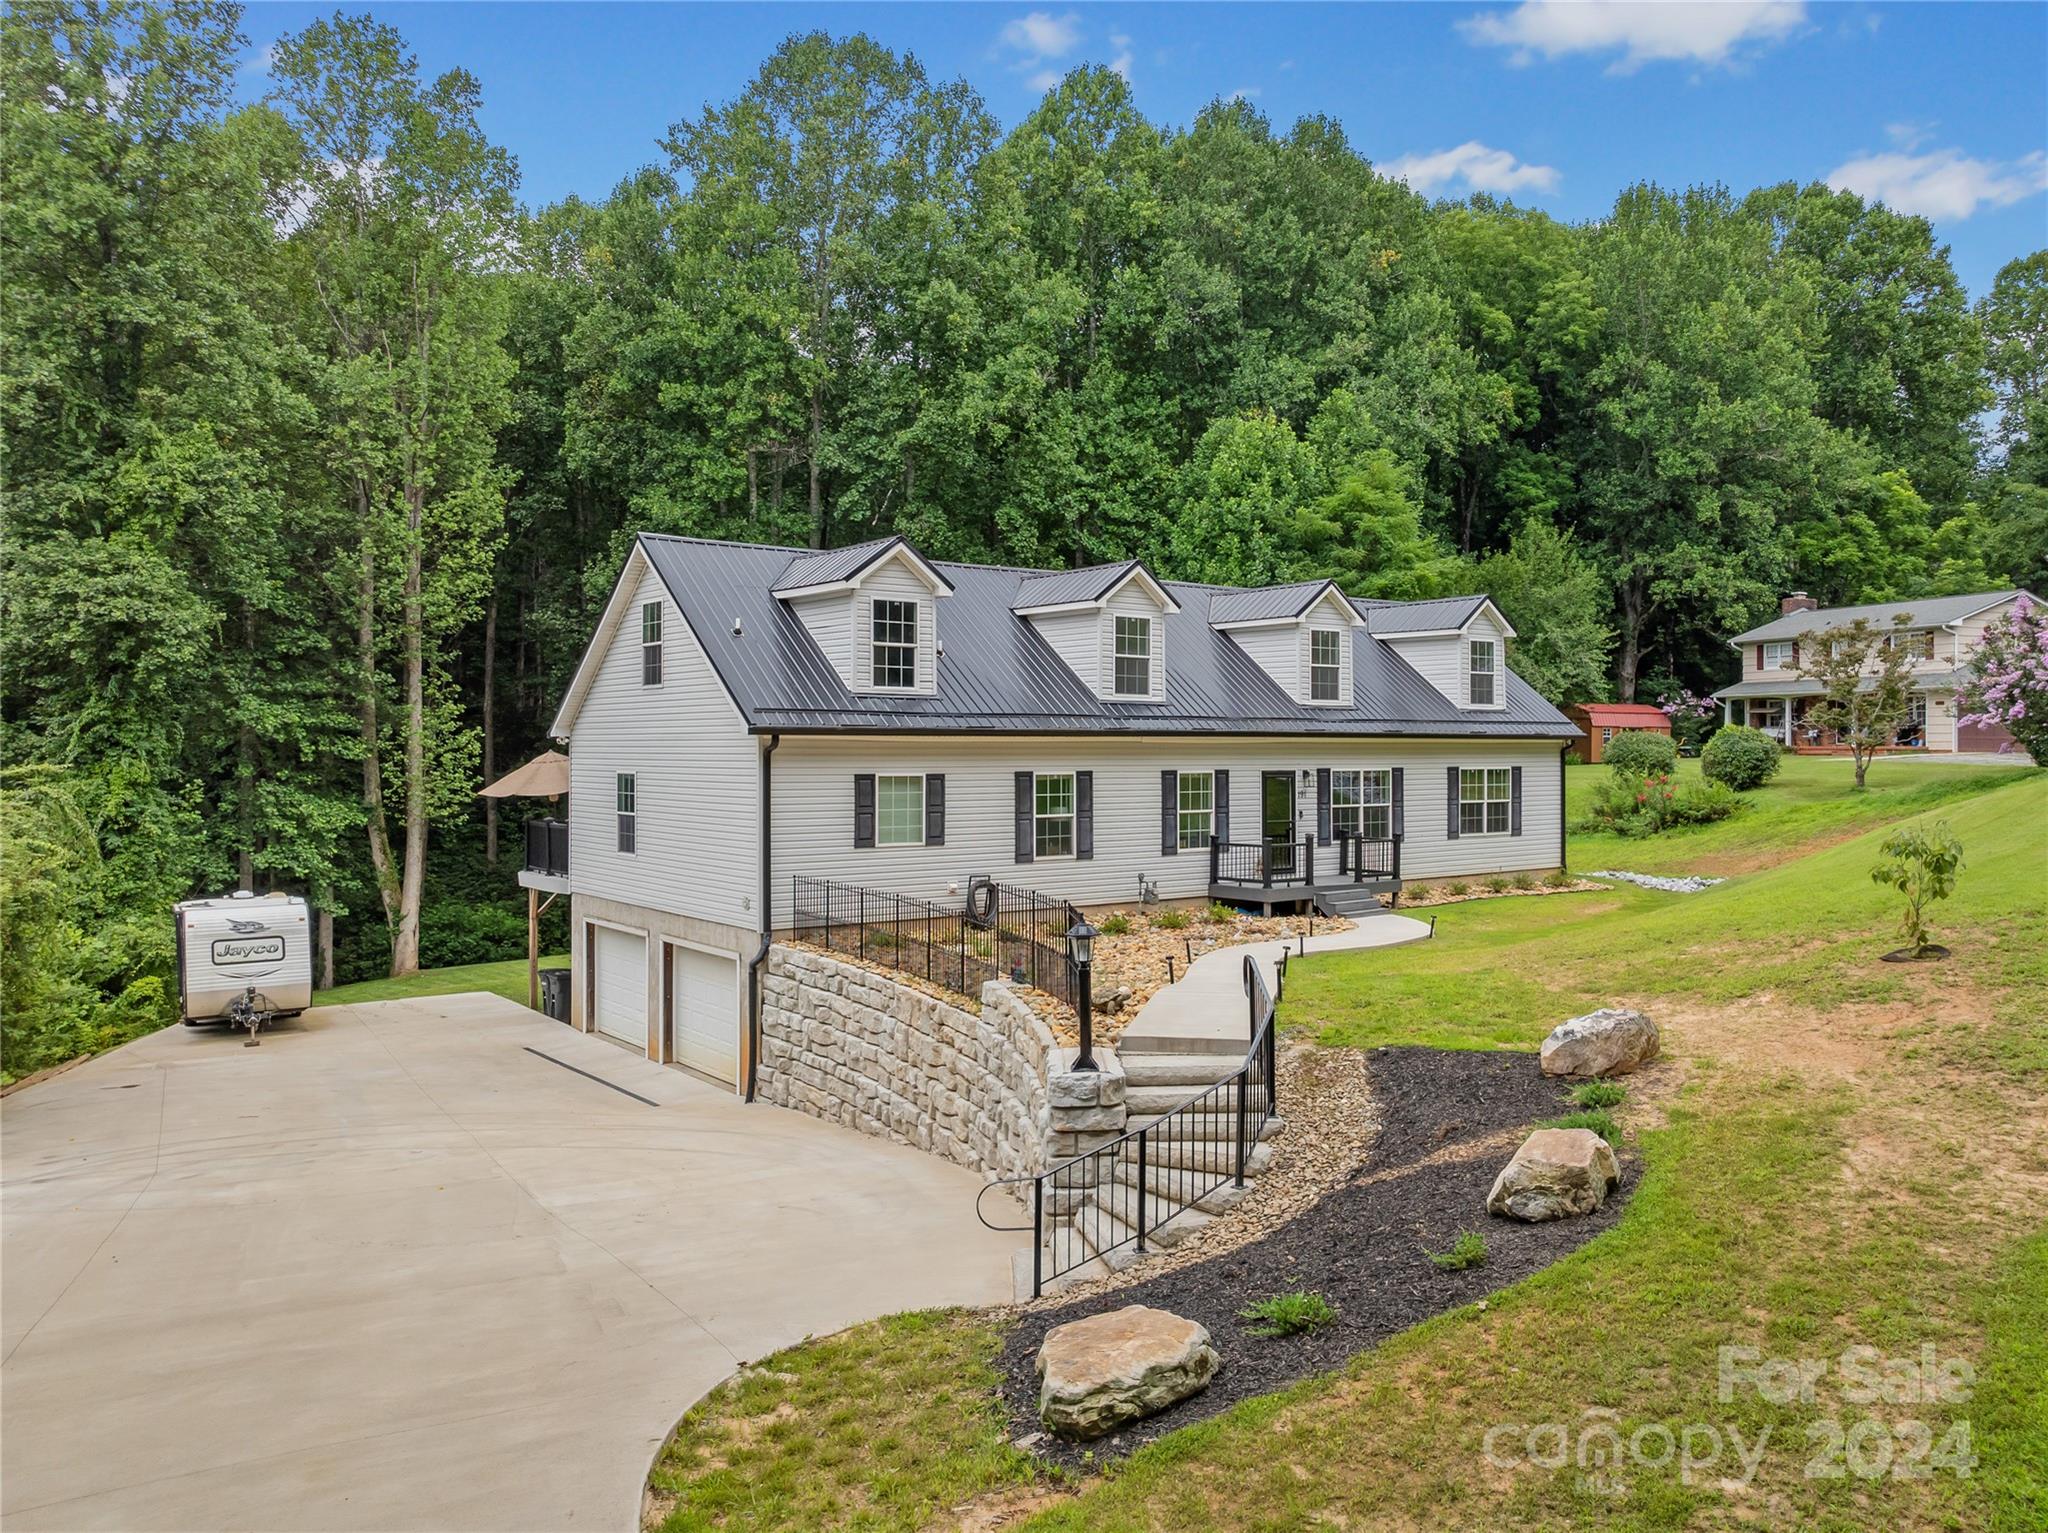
(759, 945, 1099, 1182)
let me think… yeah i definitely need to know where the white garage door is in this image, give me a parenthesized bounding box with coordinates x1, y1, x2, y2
(591, 926, 648, 1049)
(671, 946, 740, 1087)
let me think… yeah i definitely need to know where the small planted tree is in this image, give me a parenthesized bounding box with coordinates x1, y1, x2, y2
(1870, 822, 1964, 959)
(1957, 592, 2048, 765)
(1796, 616, 1921, 788)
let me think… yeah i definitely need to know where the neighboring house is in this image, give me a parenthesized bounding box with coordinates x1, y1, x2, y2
(1713, 590, 2037, 754)
(1562, 703, 1672, 764)
(538, 533, 1580, 1090)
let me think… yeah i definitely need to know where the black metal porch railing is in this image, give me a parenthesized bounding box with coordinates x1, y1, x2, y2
(786, 875, 1083, 1012)
(1335, 833, 1402, 882)
(1209, 835, 1315, 887)
(979, 949, 1284, 1297)
(523, 818, 569, 877)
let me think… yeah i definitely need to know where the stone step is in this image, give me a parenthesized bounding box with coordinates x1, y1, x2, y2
(1110, 1159, 1254, 1216)
(1125, 1109, 1285, 1143)
(1071, 1202, 1145, 1272)
(1118, 1052, 1243, 1088)
(1122, 1081, 1232, 1115)
(1074, 1191, 1215, 1262)
(1145, 1138, 1273, 1176)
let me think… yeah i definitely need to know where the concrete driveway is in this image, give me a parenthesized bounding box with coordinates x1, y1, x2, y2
(1, 993, 1015, 1532)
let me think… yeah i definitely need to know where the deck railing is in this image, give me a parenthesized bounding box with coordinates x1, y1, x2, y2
(1335, 833, 1401, 882)
(785, 875, 1082, 1012)
(523, 818, 570, 878)
(1208, 835, 1315, 887)
(979, 949, 1284, 1297)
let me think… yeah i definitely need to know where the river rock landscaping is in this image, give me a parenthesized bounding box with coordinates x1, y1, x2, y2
(1583, 868, 1726, 893)
(997, 1045, 1635, 1465)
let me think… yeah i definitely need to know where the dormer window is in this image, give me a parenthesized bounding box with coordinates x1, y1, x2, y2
(1469, 640, 1497, 706)
(1113, 615, 1153, 696)
(1309, 630, 1342, 702)
(871, 599, 918, 689)
(640, 602, 662, 685)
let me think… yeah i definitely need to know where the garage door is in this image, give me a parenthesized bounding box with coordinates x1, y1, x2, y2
(671, 945, 740, 1087)
(591, 926, 648, 1049)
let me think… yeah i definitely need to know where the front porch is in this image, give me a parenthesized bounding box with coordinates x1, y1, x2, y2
(1720, 693, 1936, 754)
(1207, 833, 1403, 916)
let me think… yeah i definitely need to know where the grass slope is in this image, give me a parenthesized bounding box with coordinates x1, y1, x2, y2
(313, 953, 567, 1010)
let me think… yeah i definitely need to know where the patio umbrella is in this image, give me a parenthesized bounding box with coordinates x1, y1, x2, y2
(478, 750, 569, 799)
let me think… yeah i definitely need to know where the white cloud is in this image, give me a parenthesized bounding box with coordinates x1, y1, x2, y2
(1883, 119, 1933, 151)
(1027, 68, 1062, 92)
(1382, 141, 1561, 196)
(1460, 1, 1807, 72)
(1110, 49, 1133, 82)
(999, 12, 1081, 63)
(1227, 86, 1261, 103)
(1826, 147, 2048, 221)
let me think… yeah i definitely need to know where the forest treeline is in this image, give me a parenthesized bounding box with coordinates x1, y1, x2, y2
(3, 3, 2045, 1074)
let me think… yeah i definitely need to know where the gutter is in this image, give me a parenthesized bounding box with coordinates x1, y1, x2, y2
(743, 732, 781, 1102)
(1559, 741, 1572, 872)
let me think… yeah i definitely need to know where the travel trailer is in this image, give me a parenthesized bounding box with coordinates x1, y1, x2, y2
(174, 891, 312, 1041)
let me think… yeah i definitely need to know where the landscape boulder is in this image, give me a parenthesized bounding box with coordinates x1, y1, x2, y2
(1035, 1304, 1220, 1439)
(1486, 1128, 1621, 1222)
(1539, 1007, 1660, 1078)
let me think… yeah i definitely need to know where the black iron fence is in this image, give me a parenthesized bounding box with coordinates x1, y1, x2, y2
(523, 818, 569, 877)
(980, 949, 1284, 1297)
(786, 875, 1082, 1011)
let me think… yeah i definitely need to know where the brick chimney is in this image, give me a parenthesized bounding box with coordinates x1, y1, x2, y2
(1781, 592, 1818, 615)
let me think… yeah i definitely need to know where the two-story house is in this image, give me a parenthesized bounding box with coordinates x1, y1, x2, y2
(534, 533, 1581, 1092)
(1713, 590, 2036, 754)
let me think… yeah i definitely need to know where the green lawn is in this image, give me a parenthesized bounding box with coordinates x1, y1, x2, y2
(641, 765, 2047, 1533)
(1564, 753, 2035, 876)
(314, 953, 568, 1010)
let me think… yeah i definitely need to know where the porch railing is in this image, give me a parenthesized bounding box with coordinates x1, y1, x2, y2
(978, 949, 1284, 1297)
(1209, 835, 1315, 887)
(523, 818, 569, 878)
(785, 875, 1082, 1012)
(1335, 833, 1402, 882)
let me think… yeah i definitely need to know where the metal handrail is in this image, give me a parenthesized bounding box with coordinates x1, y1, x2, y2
(976, 948, 1285, 1295)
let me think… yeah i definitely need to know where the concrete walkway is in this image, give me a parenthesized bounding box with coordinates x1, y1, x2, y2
(0, 993, 1013, 1532)
(1119, 909, 1435, 1055)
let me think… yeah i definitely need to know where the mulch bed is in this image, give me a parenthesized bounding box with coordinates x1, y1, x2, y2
(998, 1046, 1634, 1465)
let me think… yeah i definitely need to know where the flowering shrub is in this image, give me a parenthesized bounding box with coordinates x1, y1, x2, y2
(1603, 729, 1679, 776)
(1957, 593, 2048, 765)
(1657, 689, 1718, 752)
(1577, 769, 1739, 838)
(1701, 725, 1783, 790)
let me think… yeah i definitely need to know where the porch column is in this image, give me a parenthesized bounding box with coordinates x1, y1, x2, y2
(1721, 697, 1732, 726)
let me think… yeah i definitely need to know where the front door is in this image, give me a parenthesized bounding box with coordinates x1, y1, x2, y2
(1262, 771, 1296, 878)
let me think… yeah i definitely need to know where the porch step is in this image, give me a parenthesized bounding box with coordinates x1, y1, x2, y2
(1119, 1052, 1244, 1088)
(1110, 1159, 1257, 1215)
(1315, 886, 1388, 918)
(1072, 1202, 1145, 1272)
(1126, 1109, 1285, 1142)
(1145, 1138, 1274, 1176)
(1122, 1081, 1232, 1115)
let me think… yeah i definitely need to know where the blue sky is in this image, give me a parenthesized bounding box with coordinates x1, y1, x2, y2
(236, 2, 2047, 299)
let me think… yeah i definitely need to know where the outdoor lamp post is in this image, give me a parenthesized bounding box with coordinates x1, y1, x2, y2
(1066, 918, 1100, 1071)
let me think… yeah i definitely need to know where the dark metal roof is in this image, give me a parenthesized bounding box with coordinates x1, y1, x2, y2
(1354, 595, 1489, 635)
(1013, 561, 1143, 610)
(639, 535, 1578, 739)
(772, 534, 956, 594)
(1729, 591, 2028, 644)
(1208, 580, 1337, 625)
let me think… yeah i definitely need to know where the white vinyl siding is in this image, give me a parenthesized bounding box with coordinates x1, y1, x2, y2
(769, 736, 1563, 925)
(1384, 608, 1507, 710)
(1232, 625, 1300, 697)
(568, 558, 758, 932)
(1030, 608, 1101, 694)
(1177, 770, 1214, 849)
(789, 558, 939, 696)
(876, 774, 925, 846)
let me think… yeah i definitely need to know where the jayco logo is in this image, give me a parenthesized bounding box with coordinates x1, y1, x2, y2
(211, 936, 285, 965)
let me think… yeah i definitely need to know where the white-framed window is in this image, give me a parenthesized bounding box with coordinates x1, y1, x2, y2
(874, 774, 925, 846)
(1468, 640, 1497, 706)
(640, 602, 663, 685)
(1600, 726, 1616, 745)
(1761, 640, 1794, 669)
(1034, 772, 1076, 859)
(870, 599, 918, 689)
(616, 773, 637, 854)
(1459, 767, 1510, 836)
(1177, 770, 1214, 850)
(1309, 629, 1342, 702)
(1331, 768, 1392, 840)
(1112, 614, 1152, 696)
(1886, 630, 1935, 660)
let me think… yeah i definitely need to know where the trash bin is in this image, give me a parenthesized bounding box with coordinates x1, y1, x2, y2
(539, 967, 571, 1022)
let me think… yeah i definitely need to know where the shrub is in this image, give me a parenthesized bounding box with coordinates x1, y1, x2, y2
(1237, 1290, 1338, 1337)
(1544, 868, 1573, 888)
(1204, 901, 1239, 923)
(1485, 875, 1511, 893)
(1569, 1080, 1628, 1109)
(1446, 881, 1471, 897)
(1870, 821, 1964, 955)
(1578, 769, 1738, 838)
(1701, 724, 1783, 790)
(1604, 730, 1678, 776)
(1096, 913, 1133, 936)
(419, 900, 529, 970)
(1543, 1108, 1621, 1144)
(1511, 872, 1534, 890)
(1428, 1231, 1488, 1271)
(1154, 908, 1191, 931)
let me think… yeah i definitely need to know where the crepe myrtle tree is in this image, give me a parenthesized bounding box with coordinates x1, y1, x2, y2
(1957, 592, 2048, 766)
(1795, 615, 1921, 788)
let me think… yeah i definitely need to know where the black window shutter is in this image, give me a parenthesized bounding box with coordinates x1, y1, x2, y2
(853, 774, 876, 848)
(1214, 769, 1230, 844)
(1446, 765, 1461, 840)
(1075, 771, 1094, 860)
(1014, 771, 1034, 863)
(1160, 769, 1178, 856)
(1511, 766, 1524, 836)
(925, 773, 945, 846)
(1392, 767, 1406, 838)
(1316, 767, 1332, 845)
